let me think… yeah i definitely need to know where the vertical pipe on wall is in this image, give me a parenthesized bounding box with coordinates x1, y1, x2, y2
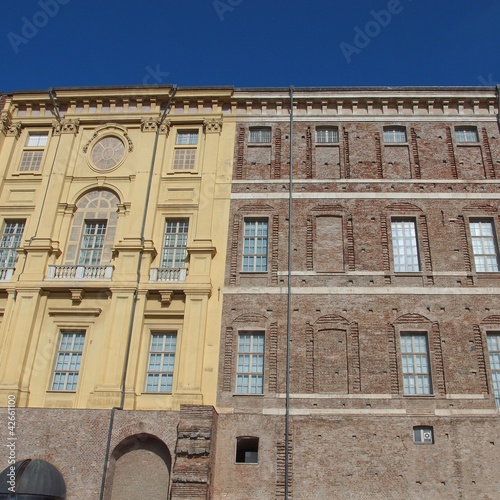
(285, 85, 294, 500)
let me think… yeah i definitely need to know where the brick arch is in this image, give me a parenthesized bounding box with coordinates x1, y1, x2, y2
(393, 313, 432, 325)
(233, 312, 269, 325)
(105, 433, 172, 500)
(462, 203, 497, 213)
(384, 202, 423, 213)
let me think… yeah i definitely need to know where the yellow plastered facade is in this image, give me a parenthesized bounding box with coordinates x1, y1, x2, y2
(0, 87, 235, 410)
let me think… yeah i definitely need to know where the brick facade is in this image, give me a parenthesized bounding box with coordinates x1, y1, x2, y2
(215, 89, 500, 499)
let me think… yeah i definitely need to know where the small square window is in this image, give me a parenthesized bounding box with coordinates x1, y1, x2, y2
(383, 126, 407, 143)
(249, 127, 271, 144)
(236, 437, 259, 463)
(413, 426, 434, 444)
(455, 126, 478, 143)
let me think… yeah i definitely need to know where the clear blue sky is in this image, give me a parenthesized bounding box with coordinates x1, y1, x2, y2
(1, 0, 499, 91)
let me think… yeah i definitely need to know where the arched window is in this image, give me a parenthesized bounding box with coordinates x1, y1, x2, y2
(65, 190, 119, 267)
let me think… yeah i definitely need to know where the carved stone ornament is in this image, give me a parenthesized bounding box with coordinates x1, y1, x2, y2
(203, 118, 223, 134)
(159, 119, 172, 135)
(159, 290, 174, 307)
(1, 112, 22, 138)
(52, 118, 80, 135)
(141, 117, 159, 133)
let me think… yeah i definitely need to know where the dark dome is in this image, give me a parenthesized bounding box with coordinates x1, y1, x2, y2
(0, 459, 66, 499)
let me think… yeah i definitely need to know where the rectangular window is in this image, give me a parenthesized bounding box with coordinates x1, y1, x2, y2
(19, 132, 48, 172)
(487, 333, 500, 407)
(469, 220, 499, 272)
(401, 333, 432, 395)
(145, 332, 177, 393)
(78, 221, 107, 266)
(51, 330, 85, 391)
(391, 219, 420, 272)
(173, 149, 197, 170)
(236, 333, 264, 394)
(242, 219, 268, 272)
(0, 221, 25, 268)
(176, 130, 199, 145)
(455, 126, 479, 143)
(316, 127, 339, 144)
(161, 220, 188, 268)
(383, 126, 407, 143)
(249, 127, 271, 144)
(173, 130, 198, 170)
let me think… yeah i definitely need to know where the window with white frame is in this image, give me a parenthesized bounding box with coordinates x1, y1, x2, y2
(78, 221, 107, 266)
(413, 426, 434, 444)
(173, 130, 198, 170)
(316, 126, 339, 144)
(391, 219, 420, 272)
(455, 126, 479, 143)
(51, 330, 85, 391)
(383, 126, 407, 143)
(401, 333, 432, 395)
(487, 333, 500, 407)
(469, 219, 499, 272)
(19, 132, 48, 172)
(145, 332, 177, 393)
(236, 332, 264, 394)
(249, 127, 271, 144)
(242, 219, 268, 272)
(0, 221, 25, 269)
(161, 220, 189, 269)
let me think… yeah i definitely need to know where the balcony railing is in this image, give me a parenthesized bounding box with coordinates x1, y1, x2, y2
(0, 268, 14, 282)
(149, 267, 187, 282)
(47, 265, 114, 280)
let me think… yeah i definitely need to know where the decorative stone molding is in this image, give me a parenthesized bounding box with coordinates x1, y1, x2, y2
(159, 119, 171, 135)
(69, 288, 84, 305)
(83, 123, 133, 153)
(52, 118, 80, 135)
(159, 290, 174, 307)
(141, 117, 159, 133)
(203, 118, 222, 134)
(1, 112, 22, 138)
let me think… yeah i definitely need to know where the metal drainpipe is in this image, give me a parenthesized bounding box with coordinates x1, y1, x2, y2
(284, 85, 294, 500)
(496, 85, 500, 128)
(98, 85, 178, 500)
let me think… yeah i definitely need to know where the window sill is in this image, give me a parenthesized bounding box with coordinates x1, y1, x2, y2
(456, 142, 480, 146)
(384, 142, 408, 146)
(232, 393, 264, 397)
(402, 394, 435, 398)
(248, 143, 271, 148)
(315, 143, 339, 147)
(239, 271, 269, 275)
(11, 171, 42, 177)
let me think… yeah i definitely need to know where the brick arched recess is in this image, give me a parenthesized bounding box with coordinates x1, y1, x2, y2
(106, 433, 172, 500)
(306, 314, 361, 394)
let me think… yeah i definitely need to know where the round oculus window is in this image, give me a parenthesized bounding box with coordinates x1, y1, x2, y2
(91, 136, 125, 170)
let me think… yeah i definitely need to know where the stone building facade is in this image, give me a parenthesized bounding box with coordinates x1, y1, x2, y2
(213, 87, 500, 499)
(0, 86, 500, 499)
(0, 86, 234, 498)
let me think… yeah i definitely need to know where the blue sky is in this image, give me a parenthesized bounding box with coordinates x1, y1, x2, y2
(1, 0, 499, 91)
